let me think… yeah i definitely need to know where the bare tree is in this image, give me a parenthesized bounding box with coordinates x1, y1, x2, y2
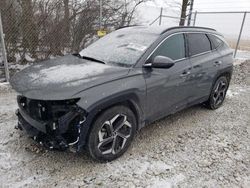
(0, 0, 19, 61)
(103, 0, 149, 28)
(161, 0, 190, 26)
(18, 0, 39, 61)
(63, 0, 70, 44)
(179, 0, 189, 26)
(1, 0, 149, 62)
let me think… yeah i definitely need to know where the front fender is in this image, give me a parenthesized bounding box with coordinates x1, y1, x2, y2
(75, 72, 146, 149)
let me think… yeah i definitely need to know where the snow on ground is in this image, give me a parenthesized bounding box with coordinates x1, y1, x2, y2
(0, 61, 249, 187)
(24, 54, 35, 62)
(227, 86, 250, 98)
(235, 50, 250, 60)
(0, 82, 10, 92)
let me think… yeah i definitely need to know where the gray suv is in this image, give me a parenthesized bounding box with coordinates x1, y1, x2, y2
(11, 26, 233, 161)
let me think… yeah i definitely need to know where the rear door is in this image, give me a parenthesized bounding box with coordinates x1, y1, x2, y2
(208, 34, 234, 72)
(186, 33, 222, 103)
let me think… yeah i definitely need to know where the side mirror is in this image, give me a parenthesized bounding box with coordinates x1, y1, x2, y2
(144, 56, 175, 69)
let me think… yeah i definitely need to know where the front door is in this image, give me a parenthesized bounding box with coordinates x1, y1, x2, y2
(144, 33, 193, 122)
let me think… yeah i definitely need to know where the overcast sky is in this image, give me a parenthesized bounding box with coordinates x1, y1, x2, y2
(137, 0, 250, 39)
(144, 0, 250, 11)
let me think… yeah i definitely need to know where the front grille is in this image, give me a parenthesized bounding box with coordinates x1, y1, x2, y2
(17, 96, 80, 121)
(17, 96, 86, 149)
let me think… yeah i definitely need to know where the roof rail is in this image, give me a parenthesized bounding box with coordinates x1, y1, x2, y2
(161, 26, 216, 34)
(116, 25, 144, 30)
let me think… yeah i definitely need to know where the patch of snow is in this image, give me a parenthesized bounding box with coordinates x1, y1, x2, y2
(0, 82, 11, 91)
(227, 89, 238, 98)
(14, 53, 21, 63)
(9, 63, 29, 71)
(0, 82, 9, 86)
(171, 174, 186, 185)
(25, 54, 35, 62)
(32, 64, 42, 69)
(105, 157, 151, 176)
(67, 156, 174, 187)
(235, 50, 250, 60)
(227, 86, 250, 98)
(150, 178, 172, 188)
(9, 174, 50, 188)
(150, 174, 185, 188)
(0, 152, 16, 170)
(126, 43, 148, 52)
(0, 82, 10, 88)
(148, 161, 173, 175)
(104, 157, 173, 180)
(49, 55, 58, 60)
(234, 58, 247, 65)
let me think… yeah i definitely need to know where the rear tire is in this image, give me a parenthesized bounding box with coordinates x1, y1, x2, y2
(87, 105, 136, 162)
(205, 76, 229, 110)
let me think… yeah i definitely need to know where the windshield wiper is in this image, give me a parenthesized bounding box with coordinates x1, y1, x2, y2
(73, 53, 106, 64)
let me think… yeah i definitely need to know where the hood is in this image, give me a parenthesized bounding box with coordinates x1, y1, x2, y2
(10, 55, 130, 100)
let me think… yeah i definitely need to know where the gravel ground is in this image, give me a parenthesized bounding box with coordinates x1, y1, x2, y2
(0, 60, 249, 188)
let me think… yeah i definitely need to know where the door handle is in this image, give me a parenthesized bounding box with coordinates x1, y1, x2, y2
(193, 64, 201, 69)
(214, 61, 222, 66)
(180, 71, 190, 77)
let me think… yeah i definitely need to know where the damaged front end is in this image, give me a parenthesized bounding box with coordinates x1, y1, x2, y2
(16, 96, 86, 151)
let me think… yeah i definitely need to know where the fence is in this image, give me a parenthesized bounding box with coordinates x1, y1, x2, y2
(0, 0, 139, 82)
(0, 12, 9, 81)
(150, 8, 250, 59)
(0, 2, 250, 82)
(0, 0, 100, 82)
(192, 11, 250, 59)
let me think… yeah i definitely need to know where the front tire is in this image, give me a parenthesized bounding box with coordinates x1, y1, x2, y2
(205, 76, 229, 110)
(87, 105, 136, 162)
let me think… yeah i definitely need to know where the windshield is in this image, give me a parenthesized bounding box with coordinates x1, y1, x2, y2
(79, 27, 159, 66)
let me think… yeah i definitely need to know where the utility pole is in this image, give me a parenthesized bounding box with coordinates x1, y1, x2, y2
(193, 11, 197, 26)
(0, 11, 9, 82)
(125, 0, 127, 14)
(187, 0, 194, 26)
(159, 7, 163, 26)
(234, 12, 246, 58)
(99, 0, 102, 30)
(124, 0, 127, 25)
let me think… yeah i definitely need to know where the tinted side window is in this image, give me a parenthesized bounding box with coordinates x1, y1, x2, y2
(152, 34, 185, 61)
(208, 35, 224, 49)
(187, 33, 211, 56)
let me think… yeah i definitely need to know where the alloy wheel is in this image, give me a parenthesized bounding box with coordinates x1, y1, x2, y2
(97, 114, 132, 155)
(213, 80, 227, 106)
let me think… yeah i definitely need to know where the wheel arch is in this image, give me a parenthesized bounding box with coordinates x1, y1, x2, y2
(212, 66, 233, 89)
(77, 91, 144, 150)
(217, 71, 232, 82)
(88, 96, 143, 131)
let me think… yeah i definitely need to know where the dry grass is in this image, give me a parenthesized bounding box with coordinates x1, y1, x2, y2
(226, 39, 250, 51)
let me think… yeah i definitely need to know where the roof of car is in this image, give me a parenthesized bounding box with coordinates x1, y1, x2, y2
(117, 25, 217, 35)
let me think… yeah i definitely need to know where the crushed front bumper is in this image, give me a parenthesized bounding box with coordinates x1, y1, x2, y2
(16, 96, 86, 151)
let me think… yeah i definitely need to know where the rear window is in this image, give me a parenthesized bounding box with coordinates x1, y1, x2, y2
(208, 34, 224, 49)
(187, 33, 211, 56)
